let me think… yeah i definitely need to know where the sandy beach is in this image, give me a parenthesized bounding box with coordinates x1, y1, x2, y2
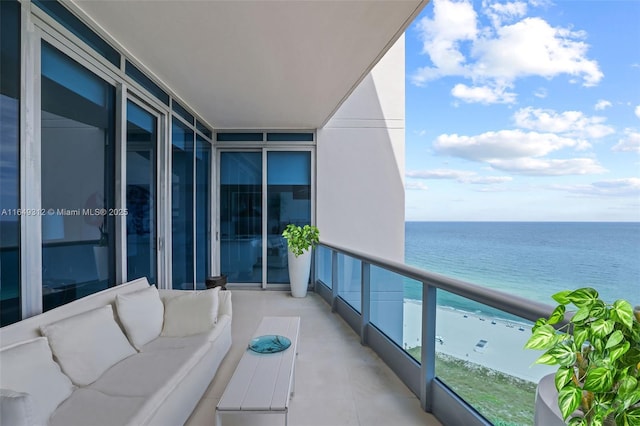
(402, 299, 555, 383)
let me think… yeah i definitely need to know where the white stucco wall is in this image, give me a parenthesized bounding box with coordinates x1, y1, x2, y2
(317, 35, 405, 262)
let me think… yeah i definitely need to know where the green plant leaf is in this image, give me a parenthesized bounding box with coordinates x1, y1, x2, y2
(605, 330, 624, 349)
(618, 376, 638, 398)
(574, 327, 590, 349)
(583, 367, 614, 392)
(572, 305, 591, 323)
(609, 341, 630, 363)
(525, 324, 558, 350)
(553, 290, 572, 305)
(555, 366, 575, 390)
(620, 407, 640, 425)
(551, 343, 578, 367)
(612, 299, 634, 330)
(549, 305, 567, 325)
(558, 385, 582, 420)
(567, 417, 586, 426)
(591, 319, 615, 339)
(568, 288, 599, 308)
(535, 351, 558, 365)
(589, 300, 607, 320)
(533, 318, 547, 332)
(622, 390, 640, 411)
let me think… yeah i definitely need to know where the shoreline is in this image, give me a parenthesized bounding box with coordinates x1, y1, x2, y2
(402, 299, 555, 383)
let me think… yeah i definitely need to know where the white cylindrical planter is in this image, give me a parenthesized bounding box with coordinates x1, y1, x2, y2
(288, 249, 312, 298)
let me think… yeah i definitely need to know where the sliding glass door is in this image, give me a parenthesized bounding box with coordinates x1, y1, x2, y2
(126, 100, 158, 284)
(219, 150, 311, 286)
(220, 152, 263, 283)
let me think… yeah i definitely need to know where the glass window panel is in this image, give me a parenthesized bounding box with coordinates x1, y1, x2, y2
(32, 0, 120, 67)
(369, 266, 416, 352)
(337, 254, 361, 312)
(126, 100, 157, 284)
(216, 133, 263, 142)
(195, 135, 210, 289)
(0, 0, 21, 326)
(196, 120, 212, 139)
(41, 42, 116, 311)
(434, 290, 554, 425)
(220, 152, 262, 283)
(172, 101, 194, 126)
(315, 246, 332, 289)
(266, 133, 314, 142)
(125, 61, 169, 105)
(266, 152, 311, 284)
(171, 118, 194, 289)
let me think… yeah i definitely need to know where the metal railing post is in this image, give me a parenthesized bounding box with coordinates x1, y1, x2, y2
(361, 262, 371, 345)
(421, 282, 437, 412)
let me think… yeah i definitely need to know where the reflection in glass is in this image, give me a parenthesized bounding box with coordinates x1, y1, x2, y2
(220, 152, 262, 283)
(370, 266, 413, 351)
(171, 118, 194, 289)
(126, 100, 156, 283)
(40, 42, 115, 311)
(195, 136, 210, 289)
(0, 0, 21, 325)
(315, 245, 332, 288)
(337, 254, 361, 312)
(266, 151, 311, 284)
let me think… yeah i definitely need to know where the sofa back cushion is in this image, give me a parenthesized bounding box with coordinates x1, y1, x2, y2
(40, 305, 136, 386)
(161, 287, 220, 337)
(116, 285, 164, 350)
(0, 337, 74, 425)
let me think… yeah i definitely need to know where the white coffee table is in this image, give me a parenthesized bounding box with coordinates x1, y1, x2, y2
(216, 316, 300, 426)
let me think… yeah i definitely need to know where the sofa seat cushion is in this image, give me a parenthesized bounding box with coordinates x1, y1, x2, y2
(40, 305, 136, 386)
(0, 337, 74, 425)
(89, 344, 210, 398)
(48, 389, 146, 426)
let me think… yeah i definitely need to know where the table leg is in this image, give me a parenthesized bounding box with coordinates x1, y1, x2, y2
(215, 409, 221, 426)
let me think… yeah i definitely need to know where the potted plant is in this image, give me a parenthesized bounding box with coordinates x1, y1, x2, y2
(525, 287, 640, 426)
(282, 224, 319, 298)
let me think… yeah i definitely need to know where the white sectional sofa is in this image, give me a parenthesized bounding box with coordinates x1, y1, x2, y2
(0, 278, 232, 426)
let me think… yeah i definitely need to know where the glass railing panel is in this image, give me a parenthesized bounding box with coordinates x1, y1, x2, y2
(432, 290, 556, 425)
(336, 253, 361, 312)
(370, 266, 422, 358)
(315, 245, 332, 288)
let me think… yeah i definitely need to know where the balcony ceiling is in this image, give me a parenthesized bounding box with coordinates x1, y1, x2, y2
(71, 0, 427, 129)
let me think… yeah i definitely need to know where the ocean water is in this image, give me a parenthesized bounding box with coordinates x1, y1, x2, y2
(404, 222, 640, 318)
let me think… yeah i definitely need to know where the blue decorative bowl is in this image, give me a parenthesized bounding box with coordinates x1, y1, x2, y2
(248, 335, 291, 354)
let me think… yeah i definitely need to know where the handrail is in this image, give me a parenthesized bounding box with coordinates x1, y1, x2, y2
(318, 241, 556, 324)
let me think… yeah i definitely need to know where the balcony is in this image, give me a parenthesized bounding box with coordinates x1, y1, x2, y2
(186, 242, 559, 426)
(186, 289, 440, 426)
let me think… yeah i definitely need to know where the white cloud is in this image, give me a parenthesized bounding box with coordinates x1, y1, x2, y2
(594, 100, 612, 111)
(612, 129, 640, 153)
(513, 107, 614, 139)
(483, 0, 528, 27)
(635, 105, 640, 119)
(489, 157, 607, 175)
(552, 178, 640, 197)
(406, 169, 512, 184)
(534, 87, 548, 98)
(451, 83, 516, 104)
(411, 0, 603, 103)
(434, 129, 584, 161)
(405, 181, 429, 191)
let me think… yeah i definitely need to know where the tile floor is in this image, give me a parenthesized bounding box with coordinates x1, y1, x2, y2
(185, 290, 441, 426)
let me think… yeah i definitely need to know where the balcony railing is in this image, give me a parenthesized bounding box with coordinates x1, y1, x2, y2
(314, 242, 558, 426)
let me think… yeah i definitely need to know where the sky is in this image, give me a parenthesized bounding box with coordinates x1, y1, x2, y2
(404, 0, 640, 222)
